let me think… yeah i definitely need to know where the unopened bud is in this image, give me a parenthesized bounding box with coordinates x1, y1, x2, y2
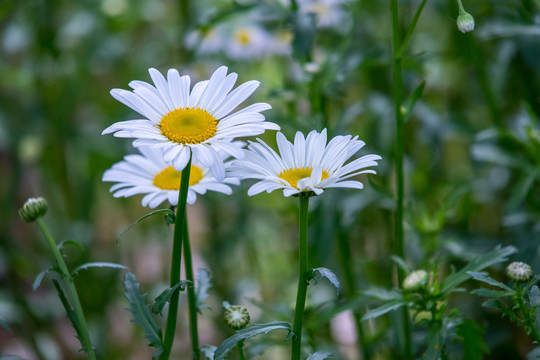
(506, 262, 533, 282)
(457, 11, 475, 33)
(19, 197, 48, 222)
(403, 270, 428, 291)
(224, 305, 250, 330)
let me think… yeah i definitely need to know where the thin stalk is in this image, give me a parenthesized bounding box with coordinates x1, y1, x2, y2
(36, 219, 96, 360)
(390, 0, 412, 358)
(291, 193, 310, 360)
(515, 283, 540, 344)
(161, 154, 192, 360)
(183, 216, 200, 359)
(238, 340, 247, 360)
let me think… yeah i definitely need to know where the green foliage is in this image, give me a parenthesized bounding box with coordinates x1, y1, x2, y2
(196, 269, 212, 313)
(213, 321, 292, 360)
(456, 319, 489, 360)
(123, 273, 164, 359)
(200, 345, 217, 360)
(306, 351, 333, 360)
(52, 280, 87, 353)
(308, 267, 341, 294)
(71, 262, 127, 276)
(117, 209, 175, 242)
(32, 266, 60, 291)
(152, 281, 189, 316)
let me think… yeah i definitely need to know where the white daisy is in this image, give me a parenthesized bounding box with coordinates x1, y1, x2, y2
(102, 66, 280, 181)
(225, 24, 279, 60)
(229, 129, 381, 197)
(103, 146, 239, 208)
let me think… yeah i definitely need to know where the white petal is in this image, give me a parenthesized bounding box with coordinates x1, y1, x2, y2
(212, 80, 260, 119)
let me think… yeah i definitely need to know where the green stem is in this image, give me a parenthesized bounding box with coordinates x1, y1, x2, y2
(161, 154, 192, 360)
(291, 193, 310, 360)
(515, 283, 540, 344)
(183, 216, 200, 359)
(390, 0, 412, 358)
(36, 219, 96, 360)
(238, 340, 247, 360)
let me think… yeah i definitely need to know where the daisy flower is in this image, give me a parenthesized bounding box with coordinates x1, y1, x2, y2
(102, 66, 279, 181)
(230, 129, 381, 197)
(103, 146, 239, 208)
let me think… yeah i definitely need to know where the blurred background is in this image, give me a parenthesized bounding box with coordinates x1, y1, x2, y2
(1, 0, 540, 358)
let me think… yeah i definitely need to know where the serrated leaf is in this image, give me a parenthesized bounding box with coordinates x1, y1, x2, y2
(200, 345, 217, 359)
(456, 319, 489, 360)
(307, 351, 333, 359)
(72, 262, 127, 276)
(390, 255, 411, 275)
(213, 321, 292, 360)
(33, 266, 61, 291)
(471, 288, 514, 298)
(441, 245, 517, 296)
(123, 273, 164, 359)
(196, 269, 212, 312)
(361, 299, 409, 321)
(58, 240, 85, 253)
(309, 268, 340, 295)
(52, 280, 86, 352)
(152, 281, 189, 316)
(362, 287, 403, 301)
(117, 209, 174, 242)
(482, 299, 504, 310)
(467, 271, 513, 290)
(529, 286, 540, 307)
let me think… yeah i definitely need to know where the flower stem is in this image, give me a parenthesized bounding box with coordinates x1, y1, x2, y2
(36, 218, 96, 360)
(183, 216, 200, 359)
(390, 0, 412, 358)
(291, 192, 310, 360)
(161, 154, 192, 360)
(238, 340, 247, 360)
(515, 283, 540, 344)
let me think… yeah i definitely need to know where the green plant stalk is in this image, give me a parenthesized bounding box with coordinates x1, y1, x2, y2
(390, 0, 412, 358)
(238, 340, 247, 360)
(291, 193, 310, 360)
(515, 283, 540, 344)
(36, 219, 96, 360)
(161, 154, 192, 360)
(183, 216, 200, 360)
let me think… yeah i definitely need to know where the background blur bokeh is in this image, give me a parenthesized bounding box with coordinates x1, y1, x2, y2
(1, 0, 540, 359)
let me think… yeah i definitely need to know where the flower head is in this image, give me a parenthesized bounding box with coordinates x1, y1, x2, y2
(403, 270, 428, 291)
(103, 147, 239, 208)
(19, 197, 48, 222)
(224, 304, 250, 330)
(230, 129, 381, 197)
(506, 261, 533, 282)
(102, 66, 279, 181)
(457, 10, 475, 33)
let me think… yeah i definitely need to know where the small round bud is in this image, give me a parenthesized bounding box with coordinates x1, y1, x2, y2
(19, 197, 48, 222)
(457, 11, 475, 33)
(506, 262, 533, 282)
(224, 305, 250, 330)
(403, 270, 428, 291)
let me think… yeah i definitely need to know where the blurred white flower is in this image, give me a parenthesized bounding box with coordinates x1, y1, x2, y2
(225, 24, 280, 60)
(297, 0, 351, 32)
(185, 27, 226, 56)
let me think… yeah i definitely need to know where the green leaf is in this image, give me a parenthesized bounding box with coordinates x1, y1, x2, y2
(213, 321, 292, 360)
(401, 81, 426, 120)
(33, 266, 61, 291)
(117, 209, 174, 242)
(456, 319, 489, 360)
(482, 299, 504, 310)
(58, 240, 85, 253)
(390, 255, 411, 275)
(52, 280, 86, 352)
(529, 285, 540, 307)
(440, 245, 517, 296)
(152, 281, 189, 316)
(362, 287, 403, 301)
(471, 288, 514, 298)
(467, 271, 513, 290)
(309, 267, 340, 295)
(307, 351, 333, 359)
(123, 272, 164, 359)
(72, 262, 127, 276)
(361, 299, 409, 321)
(200, 345, 216, 359)
(196, 269, 212, 312)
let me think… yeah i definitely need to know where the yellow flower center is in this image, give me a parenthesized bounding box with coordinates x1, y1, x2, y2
(235, 29, 252, 45)
(159, 107, 217, 145)
(278, 167, 330, 189)
(153, 165, 204, 190)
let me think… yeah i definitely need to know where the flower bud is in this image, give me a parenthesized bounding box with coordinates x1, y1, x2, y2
(403, 270, 428, 291)
(506, 261, 533, 282)
(457, 11, 475, 33)
(224, 305, 250, 330)
(19, 197, 48, 222)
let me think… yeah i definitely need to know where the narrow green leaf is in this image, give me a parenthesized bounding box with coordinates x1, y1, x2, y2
(52, 280, 85, 351)
(58, 240, 85, 253)
(200, 345, 217, 360)
(482, 299, 504, 310)
(117, 209, 174, 242)
(471, 288, 514, 298)
(309, 267, 340, 295)
(123, 273, 164, 359)
(307, 351, 333, 359)
(196, 269, 212, 312)
(361, 300, 409, 321)
(33, 266, 61, 291)
(398, 0, 428, 55)
(152, 281, 190, 316)
(72, 262, 127, 276)
(213, 321, 292, 360)
(362, 287, 403, 301)
(457, 319, 489, 360)
(441, 245, 517, 295)
(401, 81, 426, 120)
(390, 255, 411, 275)
(467, 271, 513, 290)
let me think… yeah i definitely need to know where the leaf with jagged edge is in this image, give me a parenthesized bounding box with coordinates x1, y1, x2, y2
(57, 240, 85, 254)
(196, 269, 212, 312)
(72, 262, 127, 276)
(471, 288, 514, 298)
(33, 266, 61, 291)
(117, 209, 174, 243)
(214, 321, 291, 360)
(309, 268, 340, 295)
(200, 345, 217, 360)
(467, 271, 513, 291)
(52, 280, 88, 353)
(152, 281, 190, 316)
(361, 299, 409, 321)
(307, 351, 333, 359)
(123, 272, 164, 359)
